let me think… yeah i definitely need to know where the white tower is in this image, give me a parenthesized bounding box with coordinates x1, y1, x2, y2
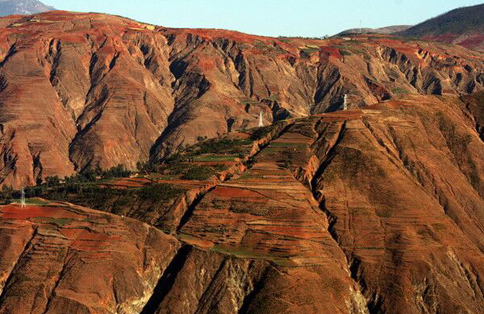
(343, 94, 348, 111)
(258, 111, 264, 127)
(20, 187, 26, 208)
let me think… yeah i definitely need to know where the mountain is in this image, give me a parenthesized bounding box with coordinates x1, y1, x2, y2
(399, 4, 484, 51)
(2, 92, 484, 313)
(0, 10, 484, 314)
(0, 0, 54, 16)
(0, 11, 482, 189)
(337, 25, 412, 36)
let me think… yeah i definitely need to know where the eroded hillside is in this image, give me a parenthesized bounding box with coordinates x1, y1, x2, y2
(0, 11, 483, 187)
(1, 93, 484, 313)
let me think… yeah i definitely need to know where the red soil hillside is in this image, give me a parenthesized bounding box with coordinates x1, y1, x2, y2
(2, 92, 484, 313)
(0, 11, 482, 187)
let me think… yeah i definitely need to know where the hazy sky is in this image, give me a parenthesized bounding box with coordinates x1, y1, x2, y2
(44, 0, 484, 37)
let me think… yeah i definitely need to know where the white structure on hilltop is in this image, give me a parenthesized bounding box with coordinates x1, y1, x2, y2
(259, 111, 264, 127)
(20, 187, 26, 208)
(343, 94, 348, 111)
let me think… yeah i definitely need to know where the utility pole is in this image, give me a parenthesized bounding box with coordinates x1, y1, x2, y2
(20, 187, 26, 208)
(259, 111, 264, 127)
(343, 94, 348, 111)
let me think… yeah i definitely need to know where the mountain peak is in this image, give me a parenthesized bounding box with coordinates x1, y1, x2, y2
(0, 0, 54, 16)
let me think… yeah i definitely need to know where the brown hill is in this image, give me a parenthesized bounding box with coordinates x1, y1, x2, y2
(337, 25, 412, 36)
(0, 11, 483, 188)
(399, 4, 484, 51)
(1, 91, 484, 313)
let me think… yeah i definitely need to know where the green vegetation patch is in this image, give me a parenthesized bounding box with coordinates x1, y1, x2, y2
(250, 125, 276, 140)
(136, 184, 186, 202)
(340, 49, 352, 56)
(43, 183, 186, 215)
(193, 138, 252, 155)
(192, 155, 238, 162)
(33, 217, 74, 227)
(269, 142, 307, 148)
(264, 95, 280, 102)
(180, 165, 226, 181)
(210, 245, 297, 267)
(392, 87, 409, 95)
(229, 202, 269, 216)
(300, 45, 320, 54)
(164, 159, 229, 181)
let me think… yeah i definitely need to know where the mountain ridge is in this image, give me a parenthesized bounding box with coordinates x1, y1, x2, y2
(336, 25, 412, 36)
(399, 3, 484, 51)
(0, 0, 54, 16)
(0, 10, 482, 188)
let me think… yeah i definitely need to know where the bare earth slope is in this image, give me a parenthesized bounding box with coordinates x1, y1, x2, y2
(1, 93, 484, 313)
(0, 11, 483, 188)
(0, 12, 484, 313)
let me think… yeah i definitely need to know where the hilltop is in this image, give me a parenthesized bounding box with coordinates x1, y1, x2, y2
(337, 25, 411, 36)
(399, 3, 484, 51)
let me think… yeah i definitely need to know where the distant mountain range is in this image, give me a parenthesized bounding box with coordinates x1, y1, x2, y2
(398, 4, 484, 51)
(336, 4, 484, 52)
(0, 0, 54, 16)
(337, 25, 412, 36)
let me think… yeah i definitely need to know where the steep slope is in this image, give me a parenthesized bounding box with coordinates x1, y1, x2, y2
(0, 11, 483, 188)
(0, 0, 54, 16)
(399, 4, 484, 51)
(1, 93, 484, 313)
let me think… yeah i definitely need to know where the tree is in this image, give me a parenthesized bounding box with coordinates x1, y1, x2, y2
(1, 185, 12, 203)
(46, 176, 60, 187)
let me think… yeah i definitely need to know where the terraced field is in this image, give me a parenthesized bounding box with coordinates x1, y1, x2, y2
(181, 120, 345, 267)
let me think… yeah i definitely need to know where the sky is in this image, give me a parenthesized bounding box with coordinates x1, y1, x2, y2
(43, 0, 484, 37)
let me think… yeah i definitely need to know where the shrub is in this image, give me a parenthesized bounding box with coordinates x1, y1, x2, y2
(181, 165, 217, 181)
(137, 184, 185, 202)
(195, 138, 251, 155)
(250, 125, 274, 140)
(45, 176, 60, 187)
(340, 50, 352, 56)
(101, 164, 131, 179)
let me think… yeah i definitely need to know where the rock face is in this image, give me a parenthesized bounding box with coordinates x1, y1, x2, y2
(399, 4, 484, 51)
(0, 0, 54, 16)
(0, 11, 483, 188)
